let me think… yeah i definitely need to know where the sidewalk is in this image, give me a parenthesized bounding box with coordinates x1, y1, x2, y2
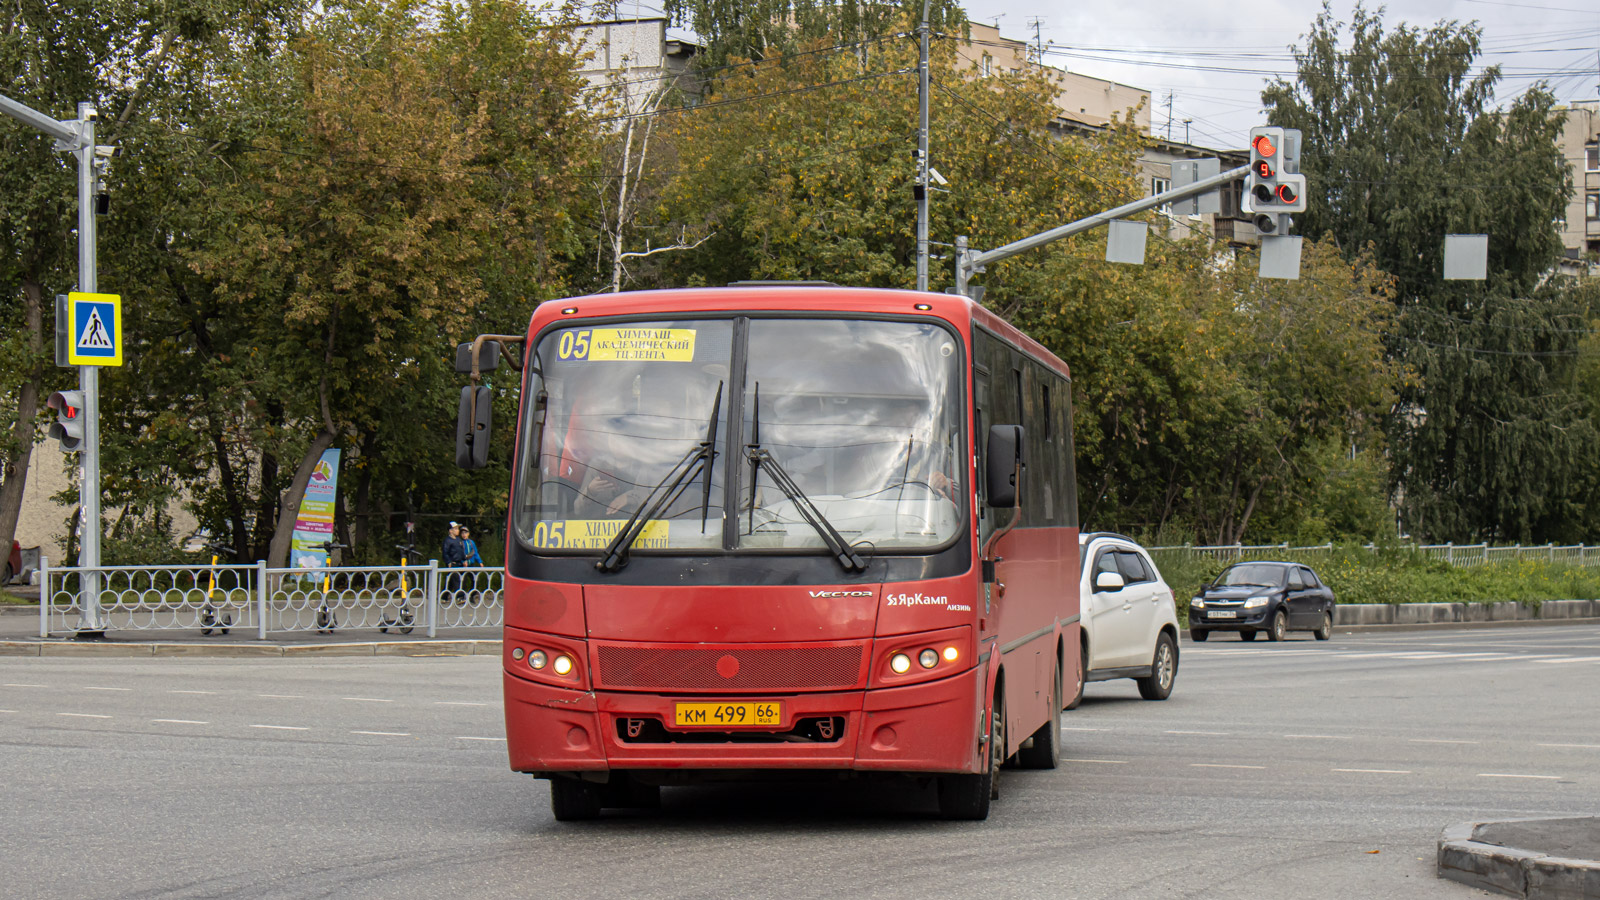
(1439, 818, 1600, 898)
(0, 601, 500, 657)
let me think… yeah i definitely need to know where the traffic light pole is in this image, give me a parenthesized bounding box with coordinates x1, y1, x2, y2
(954, 163, 1249, 297)
(915, 0, 932, 292)
(0, 94, 104, 633)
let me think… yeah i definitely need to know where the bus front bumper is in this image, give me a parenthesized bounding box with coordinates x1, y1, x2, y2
(503, 667, 984, 776)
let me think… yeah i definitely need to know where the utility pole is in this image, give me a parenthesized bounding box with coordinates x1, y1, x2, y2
(0, 94, 104, 633)
(916, 0, 932, 292)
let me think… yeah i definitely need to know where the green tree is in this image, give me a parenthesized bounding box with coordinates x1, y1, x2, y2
(1262, 3, 1592, 542)
(660, 0, 965, 68)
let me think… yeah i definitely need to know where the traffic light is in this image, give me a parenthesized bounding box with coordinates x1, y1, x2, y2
(1244, 126, 1306, 235)
(47, 390, 84, 452)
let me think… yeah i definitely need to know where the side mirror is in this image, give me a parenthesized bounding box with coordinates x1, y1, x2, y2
(456, 385, 492, 469)
(455, 340, 500, 375)
(1094, 570, 1126, 593)
(985, 425, 1025, 508)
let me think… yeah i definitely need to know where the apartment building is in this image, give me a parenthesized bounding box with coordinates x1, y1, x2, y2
(959, 23, 1257, 247)
(571, 17, 700, 116)
(1557, 99, 1599, 269)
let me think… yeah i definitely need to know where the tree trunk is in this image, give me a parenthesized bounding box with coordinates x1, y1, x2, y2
(266, 429, 338, 569)
(0, 280, 46, 558)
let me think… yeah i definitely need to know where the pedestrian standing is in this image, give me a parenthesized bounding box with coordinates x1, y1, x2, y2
(461, 527, 484, 566)
(442, 521, 466, 604)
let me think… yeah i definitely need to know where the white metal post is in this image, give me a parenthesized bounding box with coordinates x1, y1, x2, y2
(256, 560, 268, 640)
(38, 556, 49, 638)
(426, 560, 439, 638)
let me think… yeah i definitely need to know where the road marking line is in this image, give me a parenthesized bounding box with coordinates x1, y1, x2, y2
(1478, 773, 1561, 780)
(341, 697, 393, 703)
(169, 690, 217, 695)
(152, 719, 209, 725)
(1191, 763, 1265, 769)
(1535, 657, 1600, 665)
(1283, 734, 1352, 740)
(1061, 726, 1105, 731)
(1411, 738, 1479, 744)
(1063, 758, 1127, 764)
(456, 736, 506, 742)
(84, 686, 132, 691)
(257, 694, 302, 699)
(59, 713, 110, 719)
(435, 701, 489, 707)
(0, 709, 14, 713)
(1537, 743, 1600, 749)
(1333, 768, 1411, 774)
(250, 724, 309, 731)
(3, 683, 46, 688)
(352, 730, 410, 737)
(1167, 730, 1231, 735)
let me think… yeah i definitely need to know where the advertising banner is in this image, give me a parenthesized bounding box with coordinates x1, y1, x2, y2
(289, 448, 341, 571)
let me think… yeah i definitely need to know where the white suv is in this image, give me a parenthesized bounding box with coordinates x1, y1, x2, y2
(1070, 533, 1181, 706)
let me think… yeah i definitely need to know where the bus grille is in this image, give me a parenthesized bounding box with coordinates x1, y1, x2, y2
(594, 644, 864, 691)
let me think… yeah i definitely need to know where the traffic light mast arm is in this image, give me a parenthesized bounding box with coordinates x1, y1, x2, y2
(958, 163, 1250, 289)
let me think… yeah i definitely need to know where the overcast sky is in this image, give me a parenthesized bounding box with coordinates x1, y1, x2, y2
(597, 1, 1599, 149)
(957, 0, 1600, 148)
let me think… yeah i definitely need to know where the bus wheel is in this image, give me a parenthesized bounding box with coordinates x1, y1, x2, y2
(549, 777, 603, 821)
(1064, 643, 1086, 711)
(937, 693, 1003, 820)
(1018, 660, 1061, 769)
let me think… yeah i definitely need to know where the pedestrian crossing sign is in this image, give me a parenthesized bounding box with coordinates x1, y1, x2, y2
(66, 292, 122, 366)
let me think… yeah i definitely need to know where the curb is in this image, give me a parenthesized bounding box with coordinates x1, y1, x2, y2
(1333, 616, 1600, 634)
(0, 639, 502, 658)
(1438, 819, 1600, 898)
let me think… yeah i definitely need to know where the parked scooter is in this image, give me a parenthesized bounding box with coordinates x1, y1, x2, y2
(379, 539, 419, 635)
(199, 541, 235, 636)
(315, 540, 348, 633)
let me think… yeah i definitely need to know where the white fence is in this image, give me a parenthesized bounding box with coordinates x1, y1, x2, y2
(1146, 542, 1600, 568)
(38, 559, 502, 638)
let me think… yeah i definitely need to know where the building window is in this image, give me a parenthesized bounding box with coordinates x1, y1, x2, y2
(1151, 176, 1171, 214)
(1588, 143, 1599, 172)
(1587, 193, 1599, 221)
(980, 55, 992, 77)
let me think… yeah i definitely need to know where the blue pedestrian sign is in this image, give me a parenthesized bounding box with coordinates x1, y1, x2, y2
(66, 292, 122, 366)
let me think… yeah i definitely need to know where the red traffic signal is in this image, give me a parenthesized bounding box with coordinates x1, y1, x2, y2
(1276, 183, 1299, 204)
(1251, 133, 1277, 157)
(47, 390, 85, 452)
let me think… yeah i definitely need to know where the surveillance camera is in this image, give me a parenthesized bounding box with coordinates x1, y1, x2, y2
(81, 105, 98, 121)
(94, 145, 122, 158)
(929, 167, 949, 186)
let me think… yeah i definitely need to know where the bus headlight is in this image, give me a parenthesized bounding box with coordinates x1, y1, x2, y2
(890, 653, 912, 674)
(942, 646, 959, 662)
(529, 650, 548, 669)
(919, 649, 939, 669)
(553, 655, 574, 675)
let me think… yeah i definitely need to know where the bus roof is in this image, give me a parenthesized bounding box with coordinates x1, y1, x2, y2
(529, 286, 1070, 380)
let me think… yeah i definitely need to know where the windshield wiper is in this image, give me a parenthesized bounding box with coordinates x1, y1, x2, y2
(595, 382, 722, 573)
(745, 382, 867, 573)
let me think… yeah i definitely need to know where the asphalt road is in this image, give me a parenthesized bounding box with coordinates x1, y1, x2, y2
(3, 626, 1599, 899)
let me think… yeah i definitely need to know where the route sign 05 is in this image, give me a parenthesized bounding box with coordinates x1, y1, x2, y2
(64, 291, 123, 366)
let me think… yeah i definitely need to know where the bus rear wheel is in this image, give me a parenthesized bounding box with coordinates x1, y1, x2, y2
(1018, 659, 1061, 769)
(549, 777, 603, 822)
(938, 693, 1003, 820)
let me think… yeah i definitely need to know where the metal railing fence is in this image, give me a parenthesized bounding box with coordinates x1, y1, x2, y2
(39, 558, 502, 638)
(1145, 542, 1600, 569)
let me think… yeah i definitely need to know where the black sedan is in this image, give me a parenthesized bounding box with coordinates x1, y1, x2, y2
(1188, 561, 1335, 642)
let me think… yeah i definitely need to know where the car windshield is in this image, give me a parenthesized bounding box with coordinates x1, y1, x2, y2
(513, 317, 964, 554)
(1216, 564, 1286, 587)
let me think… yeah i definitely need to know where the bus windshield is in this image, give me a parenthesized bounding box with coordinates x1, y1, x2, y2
(513, 317, 964, 555)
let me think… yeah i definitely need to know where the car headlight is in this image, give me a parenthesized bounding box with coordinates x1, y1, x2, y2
(1191, 597, 1205, 608)
(1243, 596, 1269, 609)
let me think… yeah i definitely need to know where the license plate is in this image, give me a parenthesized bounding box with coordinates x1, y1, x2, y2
(674, 701, 782, 727)
(1210, 610, 1237, 619)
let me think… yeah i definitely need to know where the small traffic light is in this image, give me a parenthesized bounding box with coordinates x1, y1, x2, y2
(47, 390, 84, 452)
(1244, 126, 1306, 235)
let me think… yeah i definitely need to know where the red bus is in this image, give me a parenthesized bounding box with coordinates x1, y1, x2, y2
(457, 285, 1082, 820)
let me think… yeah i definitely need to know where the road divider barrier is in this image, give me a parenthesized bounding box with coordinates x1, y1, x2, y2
(37, 559, 502, 639)
(1334, 599, 1599, 626)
